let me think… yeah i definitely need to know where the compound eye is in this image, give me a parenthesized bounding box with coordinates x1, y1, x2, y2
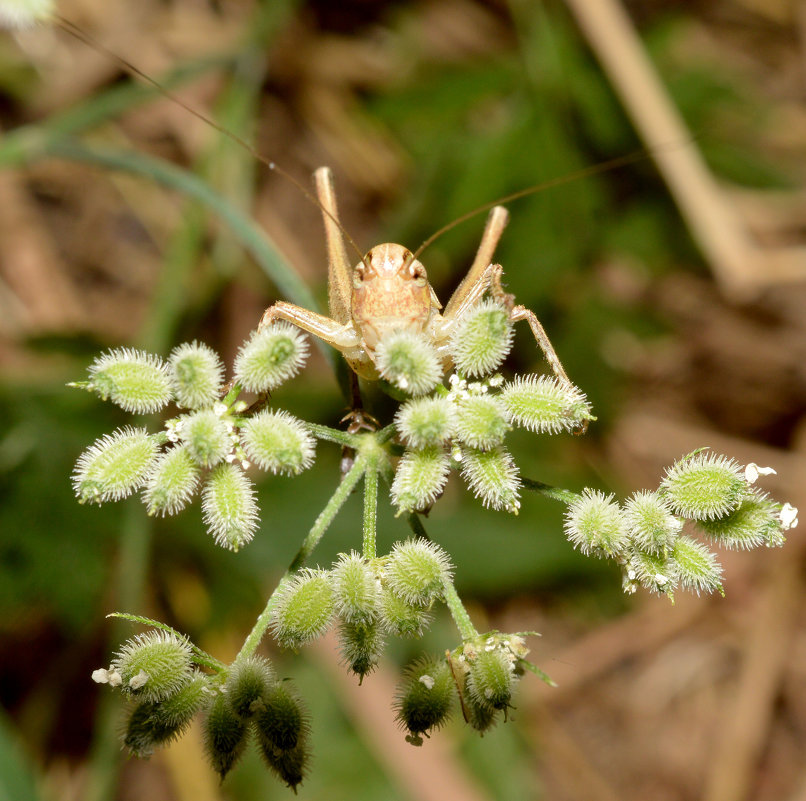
(408, 260, 427, 286)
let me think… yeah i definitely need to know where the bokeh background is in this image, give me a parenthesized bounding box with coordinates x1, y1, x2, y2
(2, 1, 806, 799)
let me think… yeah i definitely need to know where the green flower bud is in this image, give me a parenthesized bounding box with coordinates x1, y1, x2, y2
(564, 489, 628, 558)
(395, 396, 456, 448)
(180, 409, 231, 467)
(501, 374, 593, 434)
(375, 330, 442, 396)
(111, 631, 193, 703)
(201, 464, 259, 551)
(255, 682, 309, 752)
(338, 620, 385, 681)
(385, 539, 452, 607)
(466, 647, 517, 712)
(672, 536, 723, 594)
(394, 656, 454, 746)
(86, 348, 172, 414)
(624, 490, 681, 555)
(203, 692, 248, 780)
(241, 409, 315, 475)
(271, 569, 335, 650)
(225, 656, 274, 719)
(143, 445, 200, 516)
(330, 552, 381, 624)
(123, 672, 209, 756)
(697, 490, 785, 549)
(661, 452, 745, 521)
(168, 341, 224, 409)
(627, 548, 678, 596)
(460, 446, 521, 513)
(73, 427, 158, 504)
(449, 299, 513, 377)
(379, 588, 433, 638)
(0, 0, 54, 29)
(454, 395, 510, 449)
(391, 447, 451, 514)
(259, 739, 309, 792)
(234, 323, 309, 393)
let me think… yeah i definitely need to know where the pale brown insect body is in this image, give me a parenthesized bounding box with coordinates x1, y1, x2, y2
(259, 167, 573, 388)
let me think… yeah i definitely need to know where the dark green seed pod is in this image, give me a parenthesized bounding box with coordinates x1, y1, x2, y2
(123, 673, 209, 756)
(338, 620, 385, 681)
(466, 647, 516, 711)
(379, 588, 433, 638)
(225, 656, 274, 719)
(255, 682, 309, 752)
(463, 677, 498, 734)
(259, 738, 309, 792)
(394, 656, 454, 746)
(203, 692, 248, 780)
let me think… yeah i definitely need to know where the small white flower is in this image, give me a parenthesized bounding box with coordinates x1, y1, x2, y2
(129, 670, 149, 690)
(655, 573, 668, 585)
(780, 502, 799, 530)
(108, 670, 122, 687)
(213, 402, 228, 416)
(92, 668, 110, 684)
(418, 674, 435, 690)
(745, 463, 777, 484)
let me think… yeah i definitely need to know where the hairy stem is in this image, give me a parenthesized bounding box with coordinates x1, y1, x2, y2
(235, 457, 366, 662)
(522, 476, 581, 505)
(306, 422, 361, 449)
(362, 464, 378, 559)
(442, 580, 478, 642)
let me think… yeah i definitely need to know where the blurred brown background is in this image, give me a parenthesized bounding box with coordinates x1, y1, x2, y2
(1, 0, 806, 799)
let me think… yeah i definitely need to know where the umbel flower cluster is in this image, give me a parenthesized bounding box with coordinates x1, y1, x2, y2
(78, 299, 797, 790)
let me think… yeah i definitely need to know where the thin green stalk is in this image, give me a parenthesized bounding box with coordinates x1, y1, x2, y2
(521, 476, 581, 505)
(235, 456, 367, 662)
(362, 464, 378, 559)
(306, 422, 361, 449)
(442, 580, 478, 642)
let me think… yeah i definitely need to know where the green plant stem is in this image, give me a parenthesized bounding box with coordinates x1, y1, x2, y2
(442, 580, 478, 642)
(306, 422, 360, 448)
(235, 457, 367, 663)
(521, 476, 581, 505)
(362, 464, 378, 559)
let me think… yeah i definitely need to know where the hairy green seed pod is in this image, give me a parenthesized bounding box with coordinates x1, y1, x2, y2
(255, 682, 309, 752)
(394, 656, 454, 746)
(385, 539, 452, 607)
(87, 348, 172, 414)
(623, 490, 681, 555)
(379, 588, 433, 638)
(391, 447, 451, 514)
(454, 395, 510, 449)
(463, 676, 498, 733)
(330, 552, 381, 624)
(234, 323, 309, 393)
(225, 656, 274, 719)
(201, 463, 260, 551)
(466, 647, 516, 712)
(259, 739, 309, 792)
(203, 691, 248, 780)
(375, 330, 442, 396)
(271, 569, 335, 649)
(697, 490, 785, 549)
(395, 396, 456, 448)
(111, 631, 193, 703)
(627, 549, 678, 596)
(564, 489, 629, 558)
(338, 620, 385, 680)
(241, 409, 316, 475)
(460, 446, 521, 513)
(73, 427, 158, 504)
(0, 0, 54, 29)
(449, 299, 513, 377)
(143, 445, 200, 516)
(123, 672, 209, 756)
(168, 341, 224, 409)
(501, 374, 593, 434)
(180, 409, 231, 468)
(661, 452, 745, 521)
(672, 536, 723, 594)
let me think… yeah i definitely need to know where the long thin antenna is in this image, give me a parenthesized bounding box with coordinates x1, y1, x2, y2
(410, 141, 691, 263)
(54, 15, 368, 267)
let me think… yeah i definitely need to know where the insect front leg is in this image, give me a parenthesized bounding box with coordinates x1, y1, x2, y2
(259, 301, 361, 354)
